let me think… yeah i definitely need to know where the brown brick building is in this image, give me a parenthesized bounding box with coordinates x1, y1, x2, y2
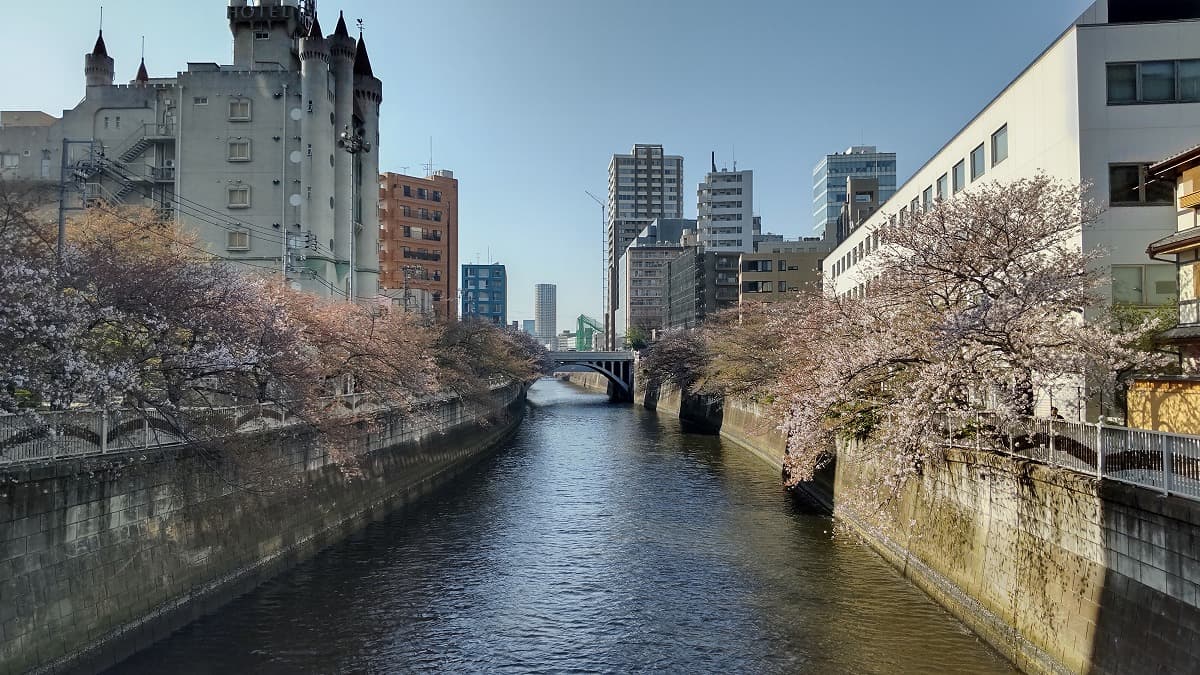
(379, 170, 458, 318)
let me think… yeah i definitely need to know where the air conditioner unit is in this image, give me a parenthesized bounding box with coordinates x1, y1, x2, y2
(164, 159, 175, 168)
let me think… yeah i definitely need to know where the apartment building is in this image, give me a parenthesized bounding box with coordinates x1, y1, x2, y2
(461, 264, 507, 325)
(605, 144, 683, 348)
(739, 241, 827, 304)
(0, 2, 383, 300)
(696, 162, 755, 252)
(665, 249, 741, 329)
(379, 170, 458, 318)
(535, 284, 558, 345)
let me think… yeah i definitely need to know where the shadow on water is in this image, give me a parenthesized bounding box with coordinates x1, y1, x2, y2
(112, 379, 1014, 674)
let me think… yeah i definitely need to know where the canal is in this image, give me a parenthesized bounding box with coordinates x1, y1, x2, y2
(114, 379, 1013, 673)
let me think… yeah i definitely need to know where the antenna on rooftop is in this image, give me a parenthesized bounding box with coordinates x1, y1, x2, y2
(99, 6, 103, 31)
(140, 35, 145, 59)
(422, 137, 435, 176)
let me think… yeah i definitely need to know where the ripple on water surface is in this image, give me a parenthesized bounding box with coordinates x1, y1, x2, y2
(114, 379, 1014, 674)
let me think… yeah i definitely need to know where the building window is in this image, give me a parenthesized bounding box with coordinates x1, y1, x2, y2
(417, 188, 428, 199)
(227, 139, 251, 161)
(922, 186, 933, 209)
(778, 281, 787, 293)
(1107, 59, 1200, 104)
(1112, 264, 1177, 305)
(420, 208, 429, 220)
(936, 174, 948, 200)
(227, 230, 250, 250)
(1109, 164, 1174, 205)
(432, 190, 442, 202)
(193, 96, 208, 105)
(228, 99, 251, 121)
(970, 144, 986, 181)
(952, 160, 966, 193)
(910, 197, 919, 213)
(991, 125, 1008, 166)
(403, 185, 411, 197)
(227, 186, 250, 208)
(254, 31, 270, 40)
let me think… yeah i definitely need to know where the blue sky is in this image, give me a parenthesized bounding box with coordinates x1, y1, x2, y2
(2, 0, 1094, 328)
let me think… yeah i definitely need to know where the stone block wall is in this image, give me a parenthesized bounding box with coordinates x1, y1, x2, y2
(835, 440, 1200, 674)
(0, 384, 526, 674)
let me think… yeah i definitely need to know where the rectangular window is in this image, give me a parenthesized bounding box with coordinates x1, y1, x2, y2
(417, 188, 428, 199)
(1109, 164, 1174, 205)
(991, 125, 1009, 166)
(419, 208, 429, 220)
(228, 99, 251, 121)
(922, 186, 933, 209)
(1107, 60, 1200, 104)
(778, 281, 787, 293)
(1107, 63, 1138, 104)
(1141, 61, 1177, 102)
(193, 96, 208, 105)
(779, 259, 787, 270)
(227, 139, 251, 161)
(910, 197, 919, 213)
(254, 31, 270, 40)
(1113, 265, 1178, 305)
(432, 190, 442, 202)
(227, 186, 250, 208)
(936, 174, 948, 200)
(953, 160, 966, 193)
(403, 185, 411, 197)
(971, 144, 986, 181)
(226, 230, 250, 250)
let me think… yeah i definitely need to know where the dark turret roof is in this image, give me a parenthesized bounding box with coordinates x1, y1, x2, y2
(332, 11, 350, 38)
(354, 35, 374, 77)
(307, 12, 324, 39)
(91, 30, 108, 57)
(135, 58, 148, 82)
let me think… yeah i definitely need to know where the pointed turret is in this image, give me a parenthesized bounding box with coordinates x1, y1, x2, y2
(91, 30, 108, 57)
(135, 58, 149, 84)
(353, 35, 373, 77)
(308, 12, 324, 39)
(331, 11, 350, 39)
(84, 29, 115, 88)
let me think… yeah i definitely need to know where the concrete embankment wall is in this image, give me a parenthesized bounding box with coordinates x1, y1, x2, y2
(633, 376, 1200, 674)
(0, 384, 526, 675)
(836, 439, 1200, 675)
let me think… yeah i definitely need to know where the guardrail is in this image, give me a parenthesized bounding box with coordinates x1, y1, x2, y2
(0, 379, 516, 467)
(940, 412, 1200, 501)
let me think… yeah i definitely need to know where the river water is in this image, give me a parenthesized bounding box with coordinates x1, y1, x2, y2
(115, 379, 1013, 674)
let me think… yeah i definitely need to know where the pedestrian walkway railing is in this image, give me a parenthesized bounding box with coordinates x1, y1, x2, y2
(939, 412, 1200, 501)
(0, 379, 516, 467)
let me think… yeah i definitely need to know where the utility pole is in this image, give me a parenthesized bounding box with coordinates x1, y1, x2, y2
(585, 190, 606, 350)
(338, 124, 371, 301)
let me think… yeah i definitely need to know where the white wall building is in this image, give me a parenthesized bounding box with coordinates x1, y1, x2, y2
(0, 1, 382, 300)
(824, 0, 1200, 417)
(697, 167, 755, 252)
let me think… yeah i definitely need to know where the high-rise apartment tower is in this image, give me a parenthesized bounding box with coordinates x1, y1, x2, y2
(534, 283, 558, 346)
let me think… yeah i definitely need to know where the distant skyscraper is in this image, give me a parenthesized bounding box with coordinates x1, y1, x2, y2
(697, 155, 754, 252)
(461, 264, 507, 325)
(605, 144, 683, 348)
(522, 319, 536, 334)
(812, 146, 896, 239)
(534, 284, 557, 345)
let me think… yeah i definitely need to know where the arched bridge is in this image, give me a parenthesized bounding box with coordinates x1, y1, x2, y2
(549, 351, 635, 401)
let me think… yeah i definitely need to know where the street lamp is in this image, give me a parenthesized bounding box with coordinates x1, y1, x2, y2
(585, 190, 607, 349)
(338, 125, 371, 302)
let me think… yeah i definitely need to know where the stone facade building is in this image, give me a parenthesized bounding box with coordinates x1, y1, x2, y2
(0, 1, 382, 300)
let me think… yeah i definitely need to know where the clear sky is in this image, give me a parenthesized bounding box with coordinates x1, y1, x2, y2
(2, 0, 1095, 329)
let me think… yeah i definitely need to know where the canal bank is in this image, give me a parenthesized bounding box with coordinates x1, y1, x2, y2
(0, 383, 527, 675)
(586, 372, 1200, 675)
(113, 379, 1014, 674)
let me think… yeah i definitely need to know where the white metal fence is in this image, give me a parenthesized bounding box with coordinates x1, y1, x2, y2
(940, 412, 1200, 501)
(0, 380, 517, 467)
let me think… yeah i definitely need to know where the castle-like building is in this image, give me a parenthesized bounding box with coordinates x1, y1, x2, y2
(0, 0, 382, 299)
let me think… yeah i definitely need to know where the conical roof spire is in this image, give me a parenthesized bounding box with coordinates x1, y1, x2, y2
(332, 11, 350, 38)
(307, 12, 324, 39)
(135, 58, 148, 83)
(91, 30, 108, 57)
(354, 34, 374, 77)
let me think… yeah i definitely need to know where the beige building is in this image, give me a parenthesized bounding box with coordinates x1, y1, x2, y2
(738, 242, 827, 304)
(0, 1, 383, 300)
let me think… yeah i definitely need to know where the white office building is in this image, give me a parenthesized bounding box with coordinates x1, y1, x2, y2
(824, 0, 1200, 416)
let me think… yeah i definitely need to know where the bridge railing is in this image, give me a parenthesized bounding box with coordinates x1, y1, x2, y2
(939, 411, 1200, 502)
